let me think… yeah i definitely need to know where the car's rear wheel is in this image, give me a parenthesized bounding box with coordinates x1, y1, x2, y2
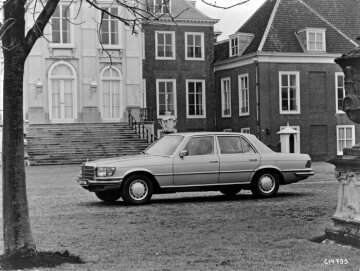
(95, 190, 121, 203)
(219, 186, 241, 196)
(122, 174, 153, 205)
(251, 171, 279, 197)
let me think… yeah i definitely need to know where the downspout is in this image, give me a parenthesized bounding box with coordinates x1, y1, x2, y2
(255, 60, 261, 140)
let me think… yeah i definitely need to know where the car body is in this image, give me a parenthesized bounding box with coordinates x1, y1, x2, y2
(77, 132, 314, 204)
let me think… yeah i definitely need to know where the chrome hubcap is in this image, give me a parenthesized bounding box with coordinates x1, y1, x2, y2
(259, 175, 275, 193)
(129, 180, 148, 200)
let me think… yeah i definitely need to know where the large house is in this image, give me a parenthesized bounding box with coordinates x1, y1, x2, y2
(213, 0, 360, 160)
(142, 0, 219, 133)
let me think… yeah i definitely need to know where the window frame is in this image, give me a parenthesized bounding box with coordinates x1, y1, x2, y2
(149, 0, 171, 14)
(229, 36, 239, 57)
(155, 31, 176, 60)
(336, 125, 355, 155)
(279, 71, 301, 114)
(156, 79, 177, 118)
(185, 32, 204, 60)
(307, 28, 326, 52)
(238, 73, 249, 116)
(99, 6, 121, 49)
(221, 77, 231, 118)
(49, 3, 74, 48)
(335, 72, 345, 114)
(186, 79, 206, 119)
(241, 127, 250, 134)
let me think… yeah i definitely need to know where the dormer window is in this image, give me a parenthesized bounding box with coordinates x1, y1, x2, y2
(148, 0, 170, 13)
(229, 33, 254, 57)
(297, 28, 326, 52)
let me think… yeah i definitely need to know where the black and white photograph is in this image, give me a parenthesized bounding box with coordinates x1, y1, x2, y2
(0, 0, 360, 270)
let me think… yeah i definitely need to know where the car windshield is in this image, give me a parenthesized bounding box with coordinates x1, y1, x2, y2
(145, 135, 184, 156)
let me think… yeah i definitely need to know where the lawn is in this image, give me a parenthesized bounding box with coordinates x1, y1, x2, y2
(0, 162, 359, 270)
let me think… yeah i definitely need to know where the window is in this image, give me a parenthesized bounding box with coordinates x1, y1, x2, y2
(156, 31, 175, 60)
(148, 0, 170, 13)
(100, 7, 120, 46)
(101, 66, 122, 120)
(157, 79, 176, 117)
(337, 125, 355, 155)
(185, 136, 213, 156)
(51, 4, 71, 44)
(239, 74, 249, 116)
(186, 80, 206, 118)
(307, 29, 326, 51)
(185, 32, 204, 60)
(221, 78, 231, 117)
(336, 72, 345, 113)
(241, 127, 250, 134)
(279, 72, 300, 114)
(230, 36, 239, 57)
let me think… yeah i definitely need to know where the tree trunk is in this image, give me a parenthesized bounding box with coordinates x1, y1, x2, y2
(2, 0, 36, 257)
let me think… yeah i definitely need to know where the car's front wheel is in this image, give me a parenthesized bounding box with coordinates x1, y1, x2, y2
(251, 171, 279, 197)
(122, 174, 153, 205)
(95, 190, 121, 203)
(219, 186, 241, 196)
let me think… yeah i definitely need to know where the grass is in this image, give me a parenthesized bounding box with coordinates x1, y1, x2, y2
(0, 162, 360, 270)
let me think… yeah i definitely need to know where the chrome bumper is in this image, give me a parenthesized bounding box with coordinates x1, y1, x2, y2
(77, 176, 123, 191)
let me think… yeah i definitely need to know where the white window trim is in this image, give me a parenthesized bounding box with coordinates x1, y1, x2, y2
(306, 28, 326, 52)
(229, 35, 239, 57)
(221, 77, 231, 118)
(335, 72, 345, 114)
(155, 31, 176, 60)
(279, 71, 301, 114)
(98, 6, 122, 50)
(156, 79, 177, 118)
(48, 61, 78, 123)
(49, 3, 75, 49)
(279, 125, 301, 153)
(238, 73, 249, 116)
(100, 66, 123, 121)
(150, 0, 171, 14)
(186, 79, 206, 119)
(241, 127, 250, 134)
(336, 125, 355, 155)
(185, 32, 205, 61)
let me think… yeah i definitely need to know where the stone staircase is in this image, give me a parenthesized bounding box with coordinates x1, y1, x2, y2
(26, 123, 151, 165)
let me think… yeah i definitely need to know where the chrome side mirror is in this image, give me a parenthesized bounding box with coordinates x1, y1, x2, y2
(179, 150, 188, 158)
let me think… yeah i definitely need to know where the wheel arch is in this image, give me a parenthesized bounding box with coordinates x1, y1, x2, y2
(252, 167, 285, 185)
(121, 170, 161, 193)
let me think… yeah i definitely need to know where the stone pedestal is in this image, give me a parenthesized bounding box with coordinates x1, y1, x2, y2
(327, 149, 360, 248)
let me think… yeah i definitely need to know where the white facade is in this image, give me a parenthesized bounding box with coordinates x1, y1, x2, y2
(20, 1, 145, 124)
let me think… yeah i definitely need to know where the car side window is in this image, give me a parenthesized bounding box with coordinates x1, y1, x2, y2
(185, 136, 214, 156)
(240, 137, 255, 153)
(218, 136, 243, 154)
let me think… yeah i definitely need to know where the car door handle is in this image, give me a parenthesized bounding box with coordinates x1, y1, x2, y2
(249, 158, 258, 161)
(209, 160, 219, 163)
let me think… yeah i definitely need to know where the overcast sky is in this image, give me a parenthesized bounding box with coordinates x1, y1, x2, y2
(196, 0, 267, 41)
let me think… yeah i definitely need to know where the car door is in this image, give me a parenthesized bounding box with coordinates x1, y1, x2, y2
(217, 135, 260, 183)
(173, 136, 219, 185)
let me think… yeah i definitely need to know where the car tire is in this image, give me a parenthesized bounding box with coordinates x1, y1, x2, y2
(251, 171, 279, 198)
(219, 186, 241, 196)
(95, 190, 121, 203)
(122, 174, 153, 205)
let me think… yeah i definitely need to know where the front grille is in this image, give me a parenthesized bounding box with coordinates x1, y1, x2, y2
(82, 165, 95, 180)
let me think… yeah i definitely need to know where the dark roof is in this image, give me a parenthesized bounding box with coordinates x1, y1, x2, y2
(214, 0, 358, 61)
(214, 40, 230, 62)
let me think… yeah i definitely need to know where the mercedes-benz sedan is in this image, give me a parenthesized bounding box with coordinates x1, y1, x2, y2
(77, 132, 314, 205)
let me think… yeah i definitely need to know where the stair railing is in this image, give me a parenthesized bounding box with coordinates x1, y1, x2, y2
(128, 109, 157, 143)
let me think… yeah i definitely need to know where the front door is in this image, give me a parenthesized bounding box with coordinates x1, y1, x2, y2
(101, 67, 121, 121)
(51, 79, 75, 122)
(173, 136, 219, 186)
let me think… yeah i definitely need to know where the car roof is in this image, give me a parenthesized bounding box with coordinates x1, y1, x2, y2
(166, 132, 252, 137)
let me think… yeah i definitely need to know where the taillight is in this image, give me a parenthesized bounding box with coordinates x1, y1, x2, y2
(306, 160, 311, 168)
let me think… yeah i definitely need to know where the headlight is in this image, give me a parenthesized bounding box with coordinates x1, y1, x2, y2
(96, 167, 116, 177)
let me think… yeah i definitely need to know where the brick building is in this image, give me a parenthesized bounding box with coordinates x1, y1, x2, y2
(143, 0, 218, 134)
(214, 0, 360, 160)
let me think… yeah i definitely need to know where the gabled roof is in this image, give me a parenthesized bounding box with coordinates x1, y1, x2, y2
(214, 0, 359, 61)
(152, 0, 219, 24)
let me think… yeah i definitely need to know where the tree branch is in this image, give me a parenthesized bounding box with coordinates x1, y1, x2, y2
(24, 0, 60, 55)
(200, 0, 252, 9)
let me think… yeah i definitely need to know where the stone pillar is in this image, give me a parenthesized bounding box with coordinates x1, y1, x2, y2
(326, 46, 360, 247)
